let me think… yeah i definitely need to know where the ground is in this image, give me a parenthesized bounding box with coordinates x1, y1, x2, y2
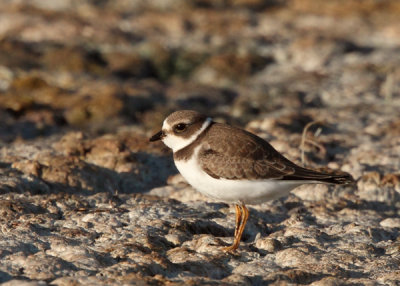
(0, 0, 400, 285)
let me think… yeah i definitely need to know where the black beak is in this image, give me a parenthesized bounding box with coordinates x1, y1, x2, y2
(149, 130, 164, 142)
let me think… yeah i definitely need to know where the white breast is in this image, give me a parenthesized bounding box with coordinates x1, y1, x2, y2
(174, 146, 307, 205)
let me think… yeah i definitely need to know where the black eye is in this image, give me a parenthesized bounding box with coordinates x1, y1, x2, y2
(174, 123, 187, 133)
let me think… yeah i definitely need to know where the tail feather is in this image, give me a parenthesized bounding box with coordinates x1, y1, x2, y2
(316, 173, 355, 185)
(283, 165, 355, 185)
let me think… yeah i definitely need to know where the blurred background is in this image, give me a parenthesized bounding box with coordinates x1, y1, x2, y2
(1, 0, 399, 143)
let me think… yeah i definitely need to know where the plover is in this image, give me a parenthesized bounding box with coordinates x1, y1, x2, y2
(150, 110, 354, 251)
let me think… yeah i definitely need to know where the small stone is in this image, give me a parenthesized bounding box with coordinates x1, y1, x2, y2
(2, 280, 47, 286)
(380, 218, 400, 228)
(165, 234, 181, 246)
(311, 277, 344, 286)
(292, 184, 329, 201)
(255, 237, 282, 252)
(275, 248, 318, 268)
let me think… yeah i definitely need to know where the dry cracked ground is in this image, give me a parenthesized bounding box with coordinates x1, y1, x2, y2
(1, 0, 400, 285)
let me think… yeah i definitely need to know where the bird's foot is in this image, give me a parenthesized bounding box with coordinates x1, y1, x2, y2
(222, 241, 240, 252)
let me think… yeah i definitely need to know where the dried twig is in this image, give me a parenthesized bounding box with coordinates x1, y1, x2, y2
(300, 120, 324, 166)
(304, 138, 327, 154)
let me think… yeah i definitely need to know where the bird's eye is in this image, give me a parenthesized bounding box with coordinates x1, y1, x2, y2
(174, 123, 187, 133)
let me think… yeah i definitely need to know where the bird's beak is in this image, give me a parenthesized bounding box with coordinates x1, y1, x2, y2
(149, 130, 165, 142)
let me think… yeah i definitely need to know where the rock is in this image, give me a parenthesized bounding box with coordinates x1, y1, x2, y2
(380, 218, 400, 228)
(275, 248, 319, 268)
(311, 277, 345, 286)
(2, 280, 46, 286)
(292, 184, 330, 202)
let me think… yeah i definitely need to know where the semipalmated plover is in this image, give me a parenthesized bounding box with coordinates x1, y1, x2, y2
(150, 110, 354, 251)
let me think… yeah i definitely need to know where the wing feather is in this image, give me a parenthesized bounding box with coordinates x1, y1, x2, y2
(198, 124, 296, 180)
(198, 123, 354, 184)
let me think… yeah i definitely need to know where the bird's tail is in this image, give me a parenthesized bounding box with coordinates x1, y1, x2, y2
(316, 172, 355, 185)
(283, 165, 355, 185)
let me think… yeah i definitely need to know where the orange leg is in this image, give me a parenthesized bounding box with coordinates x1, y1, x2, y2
(223, 203, 249, 252)
(233, 204, 242, 238)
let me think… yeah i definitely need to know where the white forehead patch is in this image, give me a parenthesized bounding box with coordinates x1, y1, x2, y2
(162, 117, 212, 152)
(162, 118, 169, 130)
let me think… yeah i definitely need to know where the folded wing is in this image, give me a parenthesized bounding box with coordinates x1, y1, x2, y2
(199, 124, 354, 184)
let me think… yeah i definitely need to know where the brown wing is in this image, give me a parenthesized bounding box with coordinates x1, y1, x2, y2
(198, 123, 297, 180)
(199, 123, 354, 184)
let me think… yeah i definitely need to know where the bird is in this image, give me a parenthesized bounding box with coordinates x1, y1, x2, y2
(149, 110, 354, 251)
